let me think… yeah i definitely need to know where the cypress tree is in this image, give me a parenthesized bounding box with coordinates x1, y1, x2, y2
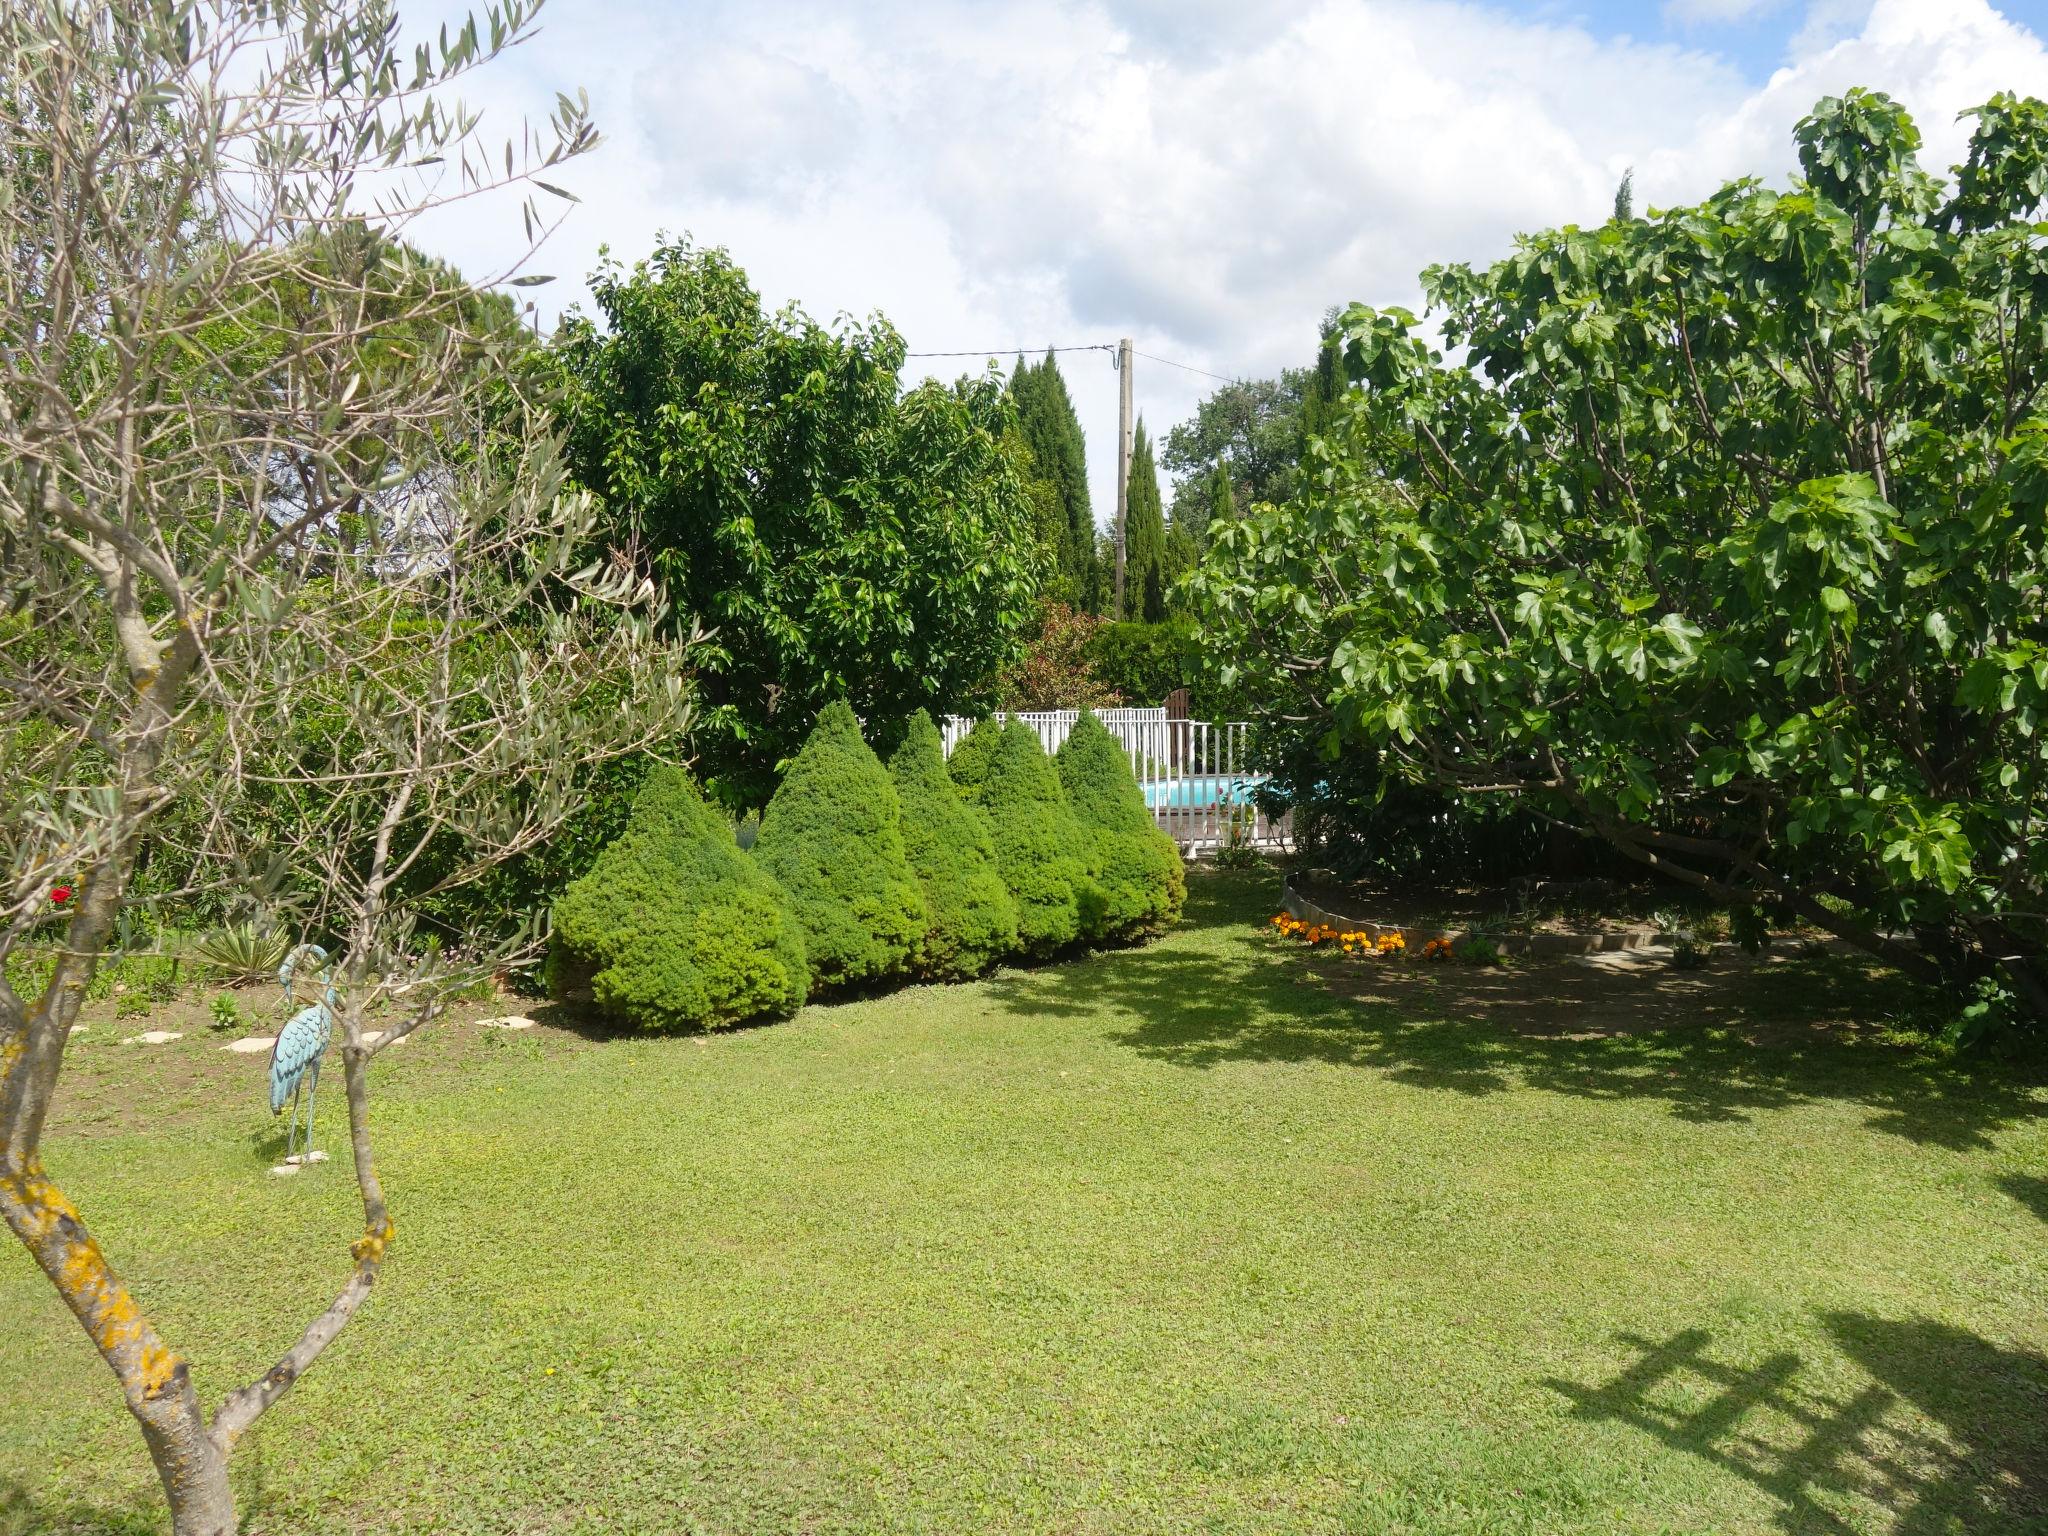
(1297, 312, 1347, 458)
(1205, 462, 1236, 527)
(1123, 418, 1168, 622)
(1011, 348, 1095, 609)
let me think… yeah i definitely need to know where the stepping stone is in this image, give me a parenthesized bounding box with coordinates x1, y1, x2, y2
(121, 1030, 183, 1045)
(478, 1015, 537, 1031)
(360, 1028, 411, 1047)
(285, 1150, 330, 1166)
(223, 1036, 277, 1054)
(68, 1025, 87, 1038)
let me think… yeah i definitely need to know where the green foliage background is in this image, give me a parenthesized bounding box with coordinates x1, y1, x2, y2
(1188, 89, 2048, 1020)
(551, 240, 1039, 806)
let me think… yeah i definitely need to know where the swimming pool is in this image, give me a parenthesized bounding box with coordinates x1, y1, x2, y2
(1142, 774, 1271, 811)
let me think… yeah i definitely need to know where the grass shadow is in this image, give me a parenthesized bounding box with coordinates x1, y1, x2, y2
(0, 1478, 160, 1536)
(1543, 1315, 2048, 1533)
(1996, 1172, 2048, 1225)
(981, 871, 2047, 1149)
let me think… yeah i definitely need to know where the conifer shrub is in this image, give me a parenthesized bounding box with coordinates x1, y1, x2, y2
(978, 719, 1097, 954)
(548, 764, 808, 1031)
(888, 711, 1019, 978)
(1056, 709, 1186, 939)
(945, 716, 1003, 799)
(751, 701, 927, 988)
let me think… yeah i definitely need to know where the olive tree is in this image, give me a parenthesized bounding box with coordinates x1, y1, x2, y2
(1189, 91, 2048, 1025)
(0, 3, 691, 1531)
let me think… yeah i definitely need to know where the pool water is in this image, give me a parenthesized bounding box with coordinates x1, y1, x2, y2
(1142, 774, 1270, 811)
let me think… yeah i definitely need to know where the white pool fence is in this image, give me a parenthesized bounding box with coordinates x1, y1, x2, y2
(940, 709, 1292, 853)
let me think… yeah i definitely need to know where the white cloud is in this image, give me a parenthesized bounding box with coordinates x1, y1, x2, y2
(1665, 0, 1789, 24)
(410, 0, 2048, 519)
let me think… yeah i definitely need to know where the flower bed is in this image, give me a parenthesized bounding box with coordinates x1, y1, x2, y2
(1276, 872, 1659, 961)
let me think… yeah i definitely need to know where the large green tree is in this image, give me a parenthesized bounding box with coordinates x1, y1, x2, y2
(553, 241, 1041, 804)
(1189, 89, 2048, 1026)
(1161, 372, 1307, 510)
(1159, 313, 1342, 588)
(1012, 349, 1099, 609)
(1124, 419, 1168, 621)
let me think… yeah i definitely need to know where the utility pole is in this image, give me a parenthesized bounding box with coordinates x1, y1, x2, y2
(1115, 336, 1133, 619)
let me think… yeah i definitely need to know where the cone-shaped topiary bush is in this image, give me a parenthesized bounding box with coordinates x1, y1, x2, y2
(548, 764, 808, 1031)
(978, 719, 1097, 954)
(751, 701, 927, 988)
(945, 716, 1003, 800)
(1056, 709, 1186, 940)
(887, 710, 1019, 978)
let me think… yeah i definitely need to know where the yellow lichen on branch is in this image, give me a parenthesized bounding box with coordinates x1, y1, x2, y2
(350, 1214, 394, 1268)
(6, 1161, 185, 1399)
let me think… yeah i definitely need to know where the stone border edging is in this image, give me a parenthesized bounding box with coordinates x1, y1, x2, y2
(1279, 873, 1660, 959)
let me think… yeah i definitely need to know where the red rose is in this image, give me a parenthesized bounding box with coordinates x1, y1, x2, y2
(49, 886, 72, 905)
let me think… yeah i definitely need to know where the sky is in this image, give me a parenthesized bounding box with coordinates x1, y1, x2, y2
(410, 0, 2048, 522)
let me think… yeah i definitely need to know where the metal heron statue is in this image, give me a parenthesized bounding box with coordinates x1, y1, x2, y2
(270, 943, 336, 1162)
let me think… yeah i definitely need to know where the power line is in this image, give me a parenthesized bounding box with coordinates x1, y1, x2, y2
(1133, 348, 1241, 385)
(903, 342, 1116, 359)
(905, 340, 1248, 387)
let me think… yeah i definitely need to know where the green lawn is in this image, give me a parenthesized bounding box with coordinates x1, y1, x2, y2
(5, 870, 2045, 1535)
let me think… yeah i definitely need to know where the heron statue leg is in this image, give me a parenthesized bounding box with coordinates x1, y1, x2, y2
(302, 1058, 319, 1161)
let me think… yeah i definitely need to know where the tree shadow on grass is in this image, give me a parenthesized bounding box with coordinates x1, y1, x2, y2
(981, 873, 2047, 1150)
(0, 1478, 159, 1536)
(1543, 1316, 2048, 1534)
(1996, 1172, 2048, 1225)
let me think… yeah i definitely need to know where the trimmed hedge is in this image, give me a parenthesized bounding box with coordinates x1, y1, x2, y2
(945, 716, 1003, 799)
(548, 764, 807, 1031)
(1056, 709, 1186, 940)
(751, 701, 926, 988)
(888, 711, 1019, 978)
(978, 719, 1097, 954)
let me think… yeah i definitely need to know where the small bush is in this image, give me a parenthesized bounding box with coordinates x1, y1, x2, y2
(190, 923, 292, 985)
(549, 764, 808, 1031)
(977, 720, 1095, 955)
(751, 702, 927, 989)
(1455, 937, 1505, 967)
(1054, 710, 1186, 941)
(946, 717, 1003, 799)
(208, 993, 243, 1031)
(888, 711, 1019, 978)
(88, 948, 185, 1004)
(1214, 842, 1263, 871)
